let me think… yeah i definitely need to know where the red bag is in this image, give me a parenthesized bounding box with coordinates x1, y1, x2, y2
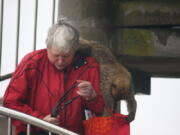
(83, 113, 130, 135)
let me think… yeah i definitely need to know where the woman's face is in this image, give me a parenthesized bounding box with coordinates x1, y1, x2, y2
(47, 46, 76, 70)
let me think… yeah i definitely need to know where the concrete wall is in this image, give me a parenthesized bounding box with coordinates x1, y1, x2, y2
(111, 1, 180, 93)
(58, 0, 112, 47)
(112, 1, 180, 58)
(113, 1, 180, 26)
(58, 0, 180, 93)
(114, 29, 180, 57)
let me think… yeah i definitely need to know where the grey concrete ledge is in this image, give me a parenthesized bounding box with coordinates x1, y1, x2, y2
(114, 1, 180, 26)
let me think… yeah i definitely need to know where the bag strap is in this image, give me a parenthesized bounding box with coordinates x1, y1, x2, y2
(51, 60, 92, 117)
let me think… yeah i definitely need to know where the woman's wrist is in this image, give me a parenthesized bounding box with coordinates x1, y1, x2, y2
(86, 90, 97, 101)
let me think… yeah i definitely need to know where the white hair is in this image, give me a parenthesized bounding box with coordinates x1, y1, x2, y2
(46, 21, 79, 53)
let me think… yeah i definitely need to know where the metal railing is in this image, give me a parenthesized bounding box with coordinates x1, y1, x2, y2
(0, 73, 13, 81)
(0, 106, 78, 135)
(0, 0, 4, 76)
(0, 0, 57, 81)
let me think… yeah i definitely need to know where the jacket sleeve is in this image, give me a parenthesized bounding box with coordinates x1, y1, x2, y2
(3, 55, 45, 119)
(85, 63, 105, 116)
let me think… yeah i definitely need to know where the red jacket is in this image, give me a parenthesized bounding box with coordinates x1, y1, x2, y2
(3, 49, 104, 135)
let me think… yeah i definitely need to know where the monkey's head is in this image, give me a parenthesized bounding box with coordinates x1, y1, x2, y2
(111, 75, 131, 101)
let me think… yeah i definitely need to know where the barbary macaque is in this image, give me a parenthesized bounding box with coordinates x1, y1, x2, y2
(79, 39, 137, 122)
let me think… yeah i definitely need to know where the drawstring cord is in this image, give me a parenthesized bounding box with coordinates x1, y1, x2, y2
(51, 82, 80, 117)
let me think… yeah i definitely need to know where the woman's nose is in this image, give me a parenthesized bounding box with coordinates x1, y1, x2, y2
(57, 57, 65, 64)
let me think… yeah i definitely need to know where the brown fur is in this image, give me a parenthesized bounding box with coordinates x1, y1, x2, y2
(79, 39, 136, 122)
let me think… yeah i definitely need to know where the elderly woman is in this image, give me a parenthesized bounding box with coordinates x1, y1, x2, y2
(3, 22, 104, 135)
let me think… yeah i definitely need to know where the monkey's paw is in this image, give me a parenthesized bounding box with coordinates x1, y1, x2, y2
(126, 112, 135, 122)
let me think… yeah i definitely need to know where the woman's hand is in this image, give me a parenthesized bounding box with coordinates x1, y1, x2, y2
(43, 114, 59, 125)
(77, 80, 96, 101)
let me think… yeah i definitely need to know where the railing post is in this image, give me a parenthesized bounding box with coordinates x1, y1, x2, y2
(0, 107, 79, 135)
(27, 123, 31, 135)
(0, 0, 4, 76)
(15, 0, 21, 66)
(33, 0, 38, 51)
(7, 117, 12, 135)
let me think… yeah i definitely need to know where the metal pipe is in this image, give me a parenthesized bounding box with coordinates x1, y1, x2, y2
(52, 0, 56, 24)
(7, 117, 12, 135)
(33, 0, 38, 51)
(0, 107, 78, 135)
(0, 0, 4, 75)
(15, 0, 21, 66)
(0, 72, 13, 81)
(27, 124, 31, 135)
